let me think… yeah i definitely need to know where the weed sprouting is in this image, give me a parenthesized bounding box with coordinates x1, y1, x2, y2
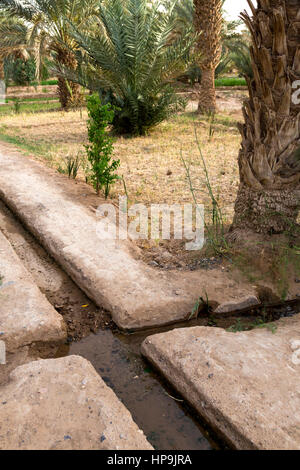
(67, 152, 82, 179)
(57, 152, 82, 179)
(181, 124, 229, 256)
(207, 112, 216, 142)
(13, 98, 22, 114)
(227, 317, 277, 334)
(189, 292, 212, 320)
(227, 318, 244, 332)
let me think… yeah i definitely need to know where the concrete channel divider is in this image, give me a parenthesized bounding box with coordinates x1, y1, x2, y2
(0, 356, 153, 450)
(141, 315, 300, 450)
(0, 147, 262, 331)
(0, 229, 66, 383)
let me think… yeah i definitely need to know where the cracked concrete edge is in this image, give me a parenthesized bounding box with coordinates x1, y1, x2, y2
(141, 317, 300, 450)
(0, 229, 66, 373)
(141, 332, 249, 450)
(0, 355, 153, 450)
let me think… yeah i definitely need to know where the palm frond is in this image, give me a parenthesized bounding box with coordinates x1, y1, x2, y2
(65, 0, 195, 134)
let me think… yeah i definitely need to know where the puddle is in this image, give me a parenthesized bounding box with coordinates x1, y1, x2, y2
(65, 328, 220, 450)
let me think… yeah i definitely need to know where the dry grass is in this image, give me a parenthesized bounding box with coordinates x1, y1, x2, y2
(0, 91, 245, 224)
(1, 90, 299, 297)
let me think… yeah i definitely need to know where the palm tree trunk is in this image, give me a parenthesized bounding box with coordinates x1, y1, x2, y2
(231, 0, 300, 235)
(56, 47, 81, 110)
(193, 0, 222, 114)
(197, 67, 216, 113)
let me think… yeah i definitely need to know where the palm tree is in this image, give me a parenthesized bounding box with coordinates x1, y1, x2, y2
(0, 0, 98, 109)
(0, 12, 29, 82)
(173, 0, 245, 86)
(193, 0, 223, 114)
(231, 0, 300, 235)
(68, 0, 194, 135)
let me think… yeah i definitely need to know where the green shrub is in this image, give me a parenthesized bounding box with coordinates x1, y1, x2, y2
(69, 0, 193, 136)
(85, 94, 120, 198)
(11, 58, 36, 86)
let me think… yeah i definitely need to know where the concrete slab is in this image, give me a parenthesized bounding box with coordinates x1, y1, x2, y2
(141, 315, 300, 450)
(0, 356, 152, 450)
(0, 230, 66, 382)
(0, 146, 262, 330)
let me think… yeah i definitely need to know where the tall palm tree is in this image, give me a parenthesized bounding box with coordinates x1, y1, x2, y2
(232, 0, 300, 235)
(172, 0, 243, 84)
(0, 0, 98, 109)
(193, 0, 223, 114)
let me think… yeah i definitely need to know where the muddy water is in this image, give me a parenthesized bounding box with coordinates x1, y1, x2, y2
(0, 199, 218, 450)
(67, 328, 218, 450)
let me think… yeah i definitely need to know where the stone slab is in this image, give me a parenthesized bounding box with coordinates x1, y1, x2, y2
(0, 147, 262, 330)
(0, 355, 152, 450)
(141, 315, 300, 450)
(0, 230, 66, 353)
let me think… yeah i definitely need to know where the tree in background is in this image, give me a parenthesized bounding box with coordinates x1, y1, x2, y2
(0, 0, 98, 109)
(11, 57, 35, 85)
(173, 0, 250, 85)
(231, 0, 300, 235)
(69, 0, 194, 135)
(193, 0, 223, 113)
(0, 11, 29, 82)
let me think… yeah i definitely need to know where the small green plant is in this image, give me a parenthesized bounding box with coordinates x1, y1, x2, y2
(207, 112, 216, 142)
(66, 153, 82, 179)
(189, 292, 211, 320)
(57, 164, 67, 175)
(13, 98, 21, 114)
(252, 318, 277, 334)
(227, 317, 278, 334)
(207, 315, 218, 327)
(85, 94, 120, 198)
(122, 175, 130, 201)
(227, 318, 245, 333)
(57, 153, 81, 178)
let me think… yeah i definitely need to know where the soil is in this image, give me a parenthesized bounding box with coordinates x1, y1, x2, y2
(136, 238, 224, 270)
